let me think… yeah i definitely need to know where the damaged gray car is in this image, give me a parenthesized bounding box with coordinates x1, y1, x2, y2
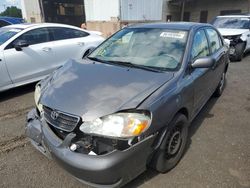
(26, 22, 229, 187)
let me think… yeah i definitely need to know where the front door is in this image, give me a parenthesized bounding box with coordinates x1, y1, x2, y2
(0, 51, 13, 90)
(190, 29, 213, 114)
(3, 28, 56, 85)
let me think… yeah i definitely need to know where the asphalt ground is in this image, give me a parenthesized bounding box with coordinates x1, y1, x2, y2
(0, 56, 250, 188)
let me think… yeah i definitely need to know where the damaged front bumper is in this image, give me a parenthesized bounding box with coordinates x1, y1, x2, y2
(25, 109, 156, 188)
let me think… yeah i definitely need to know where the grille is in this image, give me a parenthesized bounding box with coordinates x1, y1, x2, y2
(43, 106, 80, 132)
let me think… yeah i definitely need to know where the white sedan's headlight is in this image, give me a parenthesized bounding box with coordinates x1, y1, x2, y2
(34, 85, 43, 112)
(80, 112, 151, 138)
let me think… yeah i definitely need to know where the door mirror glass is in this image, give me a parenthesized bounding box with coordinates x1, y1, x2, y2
(14, 40, 29, 51)
(191, 57, 215, 69)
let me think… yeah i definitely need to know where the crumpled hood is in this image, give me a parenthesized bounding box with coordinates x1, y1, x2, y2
(218, 28, 249, 36)
(40, 59, 174, 121)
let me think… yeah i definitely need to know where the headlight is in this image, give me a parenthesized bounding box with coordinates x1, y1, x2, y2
(34, 84, 43, 112)
(79, 112, 151, 138)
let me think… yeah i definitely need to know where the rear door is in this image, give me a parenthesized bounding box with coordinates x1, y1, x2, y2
(3, 27, 56, 85)
(48, 27, 90, 64)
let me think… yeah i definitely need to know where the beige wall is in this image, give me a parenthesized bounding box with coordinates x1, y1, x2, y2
(184, 0, 250, 23)
(21, 0, 42, 23)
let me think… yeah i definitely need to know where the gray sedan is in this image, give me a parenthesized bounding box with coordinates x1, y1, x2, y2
(26, 22, 229, 187)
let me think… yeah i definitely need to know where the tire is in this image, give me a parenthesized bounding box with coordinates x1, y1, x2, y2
(152, 113, 188, 173)
(213, 72, 226, 97)
(234, 42, 245, 61)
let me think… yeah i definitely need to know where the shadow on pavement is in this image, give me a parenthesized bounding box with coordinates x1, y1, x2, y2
(125, 96, 219, 188)
(0, 83, 36, 103)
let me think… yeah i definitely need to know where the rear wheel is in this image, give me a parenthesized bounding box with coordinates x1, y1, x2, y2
(152, 114, 188, 173)
(214, 72, 226, 97)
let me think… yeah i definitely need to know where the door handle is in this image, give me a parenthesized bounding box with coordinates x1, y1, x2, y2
(77, 42, 85, 46)
(42, 47, 52, 52)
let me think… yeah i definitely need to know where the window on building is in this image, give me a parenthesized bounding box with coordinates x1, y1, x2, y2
(220, 10, 241, 15)
(206, 28, 222, 54)
(183, 12, 190, 21)
(200, 11, 208, 23)
(30, 17, 36, 23)
(166, 15, 172, 22)
(49, 27, 89, 41)
(191, 30, 209, 60)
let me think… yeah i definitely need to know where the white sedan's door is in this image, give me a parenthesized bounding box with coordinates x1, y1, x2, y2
(0, 53, 13, 90)
(48, 27, 97, 64)
(3, 28, 56, 85)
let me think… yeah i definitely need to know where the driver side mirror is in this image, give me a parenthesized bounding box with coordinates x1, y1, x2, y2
(83, 47, 95, 58)
(191, 56, 215, 69)
(14, 40, 29, 51)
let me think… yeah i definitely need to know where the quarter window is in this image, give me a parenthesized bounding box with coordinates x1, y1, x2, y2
(206, 28, 221, 54)
(191, 30, 209, 60)
(49, 27, 89, 41)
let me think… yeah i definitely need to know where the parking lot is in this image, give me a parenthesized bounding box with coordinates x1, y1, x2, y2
(0, 55, 249, 188)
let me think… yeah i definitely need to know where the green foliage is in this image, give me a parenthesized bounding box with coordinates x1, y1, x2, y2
(0, 6, 22, 18)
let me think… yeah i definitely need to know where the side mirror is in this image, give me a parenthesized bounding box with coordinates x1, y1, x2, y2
(191, 57, 215, 69)
(14, 40, 29, 51)
(83, 48, 95, 58)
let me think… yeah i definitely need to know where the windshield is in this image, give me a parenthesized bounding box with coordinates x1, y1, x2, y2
(213, 17, 250, 29)
(89, 28, 188, 71)
(0, 27, 22, 45)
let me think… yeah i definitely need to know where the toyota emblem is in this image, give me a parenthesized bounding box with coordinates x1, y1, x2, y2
(51, 111, 59, 120)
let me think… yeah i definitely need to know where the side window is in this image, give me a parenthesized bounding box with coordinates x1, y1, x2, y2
(16, 28, 50, 45)
(0, 20, 10, 27)
(206, 28, 221, 54)
(191, 30, 209, 60)
(49, 27, 89, 41)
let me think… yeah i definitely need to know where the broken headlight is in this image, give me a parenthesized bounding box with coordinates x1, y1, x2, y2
(34, 84, 43, 113)
(79, 112, 151, 138)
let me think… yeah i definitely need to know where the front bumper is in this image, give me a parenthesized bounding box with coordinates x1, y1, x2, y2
(26, 109, 156, 188)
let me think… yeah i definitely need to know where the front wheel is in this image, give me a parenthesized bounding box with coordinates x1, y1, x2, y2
(152, 114, 188, 173)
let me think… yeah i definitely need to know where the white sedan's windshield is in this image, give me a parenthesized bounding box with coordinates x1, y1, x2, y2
(213, 17, 250, 29)
(89, 28, 188, 71)
(0, 28, 22, 45)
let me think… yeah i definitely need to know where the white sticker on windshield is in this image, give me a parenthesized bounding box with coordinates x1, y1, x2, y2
(160, 32, 185, 39)
(9, 29, 22, 33)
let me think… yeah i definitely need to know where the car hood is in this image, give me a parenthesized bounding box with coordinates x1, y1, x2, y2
(40, 59, 174, 121)
(218, 28, 249, 36)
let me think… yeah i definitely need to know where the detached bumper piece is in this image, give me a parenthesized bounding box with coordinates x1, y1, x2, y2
(26, 109, 156, 188)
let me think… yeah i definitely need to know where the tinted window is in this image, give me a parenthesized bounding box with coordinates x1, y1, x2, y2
(49, 27, 89, 41)
(191, 30, 209, 59)
(206, 28, 221, 54)
(0, 20, 10, 27)
(17, 28, 50, 45)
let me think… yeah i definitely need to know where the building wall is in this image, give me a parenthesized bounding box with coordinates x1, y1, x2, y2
(120, 0, 163, 21)
(21, 0, 42, 23)
(85, 0, 120, 21)
(184, 0, 250, 23)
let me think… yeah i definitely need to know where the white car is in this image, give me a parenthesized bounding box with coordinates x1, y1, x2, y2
(0, 23, 104, 92)
(212, 15, 250, 61)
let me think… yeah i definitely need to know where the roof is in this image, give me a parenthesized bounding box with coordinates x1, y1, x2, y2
(128, 22, 212, 30)
(0, 16, 24, 24)
(3, 22, 82, 30)
(216, 15, 250, 18)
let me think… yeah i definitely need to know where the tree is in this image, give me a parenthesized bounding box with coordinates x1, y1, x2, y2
(0, 6, 22, 18)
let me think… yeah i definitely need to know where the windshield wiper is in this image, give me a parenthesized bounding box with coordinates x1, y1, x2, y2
(87, 57, 110, 64)
(107, 60, 163, 72)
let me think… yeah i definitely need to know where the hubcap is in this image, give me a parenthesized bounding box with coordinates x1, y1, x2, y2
(167, 129, 182, 155)
(219, 73, 225, 93)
